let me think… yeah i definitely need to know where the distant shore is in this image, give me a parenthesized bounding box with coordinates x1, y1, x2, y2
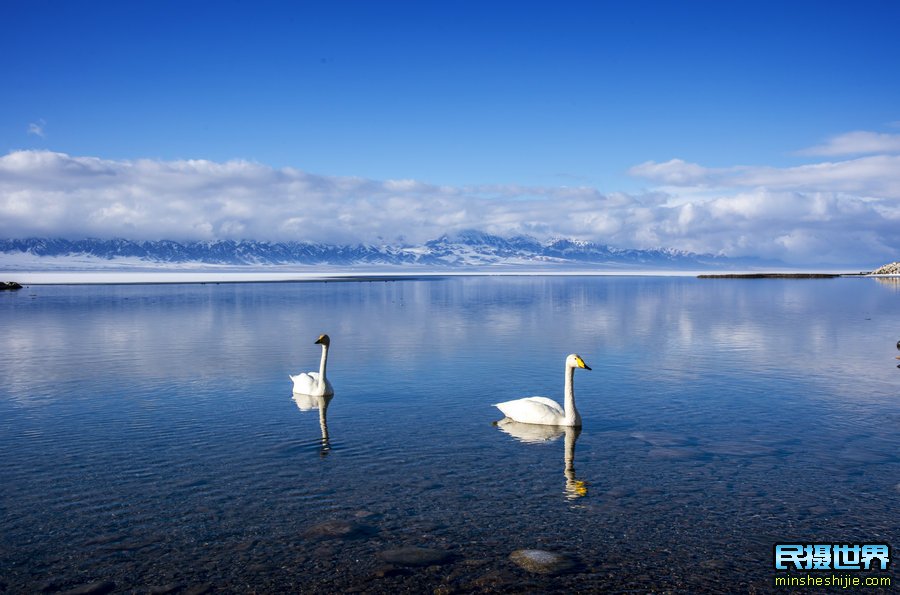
(696, 273, 846, 279)
(2, 268, 889, 285)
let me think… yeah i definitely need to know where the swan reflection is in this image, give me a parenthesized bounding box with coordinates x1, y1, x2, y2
(292, 393, 333, 456)
(496, 419, 587, 500)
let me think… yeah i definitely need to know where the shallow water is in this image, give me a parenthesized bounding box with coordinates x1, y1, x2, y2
(1, 276, 898, 593)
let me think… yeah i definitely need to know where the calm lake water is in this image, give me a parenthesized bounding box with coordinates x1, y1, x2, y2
(1, 275, 898, 593)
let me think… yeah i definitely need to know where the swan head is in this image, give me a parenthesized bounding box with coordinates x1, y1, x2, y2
(567, 353, 591, 371)
(315, 334, 331, 347)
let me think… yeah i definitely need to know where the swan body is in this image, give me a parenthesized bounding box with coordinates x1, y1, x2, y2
(494, 354, 590, 427)
(290, 334, 334, 396)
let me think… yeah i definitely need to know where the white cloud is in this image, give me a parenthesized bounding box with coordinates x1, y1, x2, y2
(623, 129, 900, 264)
(1, 142, 899, 267)
(736, 156, 900, 198)
(798, 130, 900, 156)
(628, 159, 714, 186)
(629, 155, 900, 199)
(27, 119, 46, 138)
(0, 150, 609, 245)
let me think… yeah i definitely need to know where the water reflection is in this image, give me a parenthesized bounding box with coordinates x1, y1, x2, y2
(292, 393, 333, 456)
(3, 278, 900, 593)
(4, 277, 898, 409)
(496, 420, 587, 500)
(873, 276, 900, 290)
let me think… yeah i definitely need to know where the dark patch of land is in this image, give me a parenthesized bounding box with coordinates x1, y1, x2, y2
(1, 281, 23, 290)
(697, 273, 841, 279)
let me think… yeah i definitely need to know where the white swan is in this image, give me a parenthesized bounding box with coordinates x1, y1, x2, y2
(290, 334, 334, 396)
(494, 354, 591, 427)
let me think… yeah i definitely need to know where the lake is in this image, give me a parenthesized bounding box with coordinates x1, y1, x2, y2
(1, 275, 898, 593)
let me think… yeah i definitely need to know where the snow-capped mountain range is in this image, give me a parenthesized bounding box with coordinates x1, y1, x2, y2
(0, 231, 775, 270)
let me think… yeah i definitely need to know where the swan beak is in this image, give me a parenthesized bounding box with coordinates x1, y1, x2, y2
(576, 356, 591, 371)
(315, 334, 330, 346)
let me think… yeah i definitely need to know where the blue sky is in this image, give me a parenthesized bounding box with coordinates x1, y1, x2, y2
(2, 1, 900, 265)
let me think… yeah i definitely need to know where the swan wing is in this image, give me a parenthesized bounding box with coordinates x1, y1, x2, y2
(524, 396, 564, 411)
(494, 396, 565, 425)
(291, 372, 318, 394)
(290, 372, 334, 396)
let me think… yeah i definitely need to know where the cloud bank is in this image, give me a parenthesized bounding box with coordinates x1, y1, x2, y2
(2, 131, 900, 266)
(0, 150, 651, 247)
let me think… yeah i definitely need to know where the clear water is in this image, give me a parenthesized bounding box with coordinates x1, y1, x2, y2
(1, 276, 898, 593)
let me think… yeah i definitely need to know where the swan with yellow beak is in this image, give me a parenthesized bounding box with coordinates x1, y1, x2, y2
(494, 354, 591, 427)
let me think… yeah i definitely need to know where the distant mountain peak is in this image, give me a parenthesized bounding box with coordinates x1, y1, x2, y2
(0, 234, 778, 270)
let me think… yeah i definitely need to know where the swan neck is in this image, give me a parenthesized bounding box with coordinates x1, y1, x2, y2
(563, 364, 578, 423)
(318, 344, 328, 384)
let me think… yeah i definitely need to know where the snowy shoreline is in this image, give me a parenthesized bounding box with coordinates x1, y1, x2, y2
(0, 241, 882, 285)
(2, 268, 880, 286)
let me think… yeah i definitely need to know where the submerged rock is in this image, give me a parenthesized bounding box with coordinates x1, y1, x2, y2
(630, 431, 692, 447)
(471, 568, 520, 589)
(509, 549, 576, 575)
(372, 564, 409, 578)
(146, 583, 187, 594)
(302, 519, 377, 540)
(59, 581, 116, 595)
(377, 546, 452, 566)
(648, 446, 704, 460)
